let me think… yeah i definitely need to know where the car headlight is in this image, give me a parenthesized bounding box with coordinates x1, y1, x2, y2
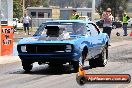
(65, 45, 72, 52)
(21, 45, 27, 52)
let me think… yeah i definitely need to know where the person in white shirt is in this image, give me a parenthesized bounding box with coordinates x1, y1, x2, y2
(23, 13, 31, 35)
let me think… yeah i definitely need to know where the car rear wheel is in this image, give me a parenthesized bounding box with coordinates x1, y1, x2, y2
(22, 61, 33, 72)
(89, 59, 96, 68)
(89, 46, 108, 67)
(97, 46, 108, 67)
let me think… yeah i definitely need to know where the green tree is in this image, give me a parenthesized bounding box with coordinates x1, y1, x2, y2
(13, 0, 23, 19)
(42, 0, 49, 7)
(13, 0, 49, 17)
(49, 0, 88, 8)
(25, 0, 42, 7)
(85, 0, 92, 8)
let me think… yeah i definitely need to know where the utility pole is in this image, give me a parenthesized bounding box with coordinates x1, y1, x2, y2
(92, 0, 95, 22)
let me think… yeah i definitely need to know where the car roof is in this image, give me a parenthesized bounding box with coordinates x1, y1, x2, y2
(43, 20, 93, 24)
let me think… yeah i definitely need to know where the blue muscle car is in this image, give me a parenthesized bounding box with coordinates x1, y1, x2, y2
(17, 20, 109, 72)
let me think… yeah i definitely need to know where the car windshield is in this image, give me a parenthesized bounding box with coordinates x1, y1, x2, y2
(34, 22, 87, 36)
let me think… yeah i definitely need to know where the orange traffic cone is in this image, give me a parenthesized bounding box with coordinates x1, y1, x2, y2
(130, 31, 132, 36)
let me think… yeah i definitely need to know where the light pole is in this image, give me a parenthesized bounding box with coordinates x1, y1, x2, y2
(92, 0, 95, 21)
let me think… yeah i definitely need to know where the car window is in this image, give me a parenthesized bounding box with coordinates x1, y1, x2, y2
(87, 24, 98, 36)
(72, 23, 87, 35)
(33, 23, 46, 36)
(34, 22, 87, 36)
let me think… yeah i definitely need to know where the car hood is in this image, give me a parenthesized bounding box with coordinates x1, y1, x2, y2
(18, 35, 84, 45)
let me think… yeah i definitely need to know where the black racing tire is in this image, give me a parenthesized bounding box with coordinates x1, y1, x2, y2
(73, 50, 88, 72)
(89, 46, 108, 67)
(81, 49, 88, 66)
(22, 61, 33, 72)
(97, 46, 108, 67)
(89, 59, 96, 68)
(81, 51, 86, 66)
(72, 61, 79, 72)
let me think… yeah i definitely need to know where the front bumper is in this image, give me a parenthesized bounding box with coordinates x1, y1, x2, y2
(18, 52, 79, 62)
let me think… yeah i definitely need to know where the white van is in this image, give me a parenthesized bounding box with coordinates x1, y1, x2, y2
(13, 18, 23, 29)
(127, 18, 132, 28)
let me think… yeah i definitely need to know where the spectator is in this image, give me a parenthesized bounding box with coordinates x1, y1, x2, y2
(22, 13, 31, 35)
(102, 8, 113, 46)
(70, 9, 79, 20)
(122, 13, 130, 36)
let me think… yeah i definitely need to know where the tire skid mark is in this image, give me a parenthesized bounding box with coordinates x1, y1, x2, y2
(20, 73, 76, 88)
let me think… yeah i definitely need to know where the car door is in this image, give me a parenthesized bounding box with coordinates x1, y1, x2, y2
(87, 23, 103, 57)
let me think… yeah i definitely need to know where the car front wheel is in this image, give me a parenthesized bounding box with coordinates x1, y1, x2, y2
(72, 61, 79, 72)
(73, 50, 88, 72)
(22, 61, 33, 72)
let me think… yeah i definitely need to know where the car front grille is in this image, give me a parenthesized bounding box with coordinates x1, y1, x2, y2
(26, 44, 67, 53)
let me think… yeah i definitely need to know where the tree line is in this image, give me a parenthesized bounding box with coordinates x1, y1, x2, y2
(13, 0, 129, 20)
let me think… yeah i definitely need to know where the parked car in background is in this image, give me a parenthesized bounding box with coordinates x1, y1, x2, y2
(96, 20, 104, 28)
(127, 18, 132, 28)
(96, 19, 122, 29)
(17, 20, 109, 72)
(13, 18, 23, 29)
(79, 16, 90, 21)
